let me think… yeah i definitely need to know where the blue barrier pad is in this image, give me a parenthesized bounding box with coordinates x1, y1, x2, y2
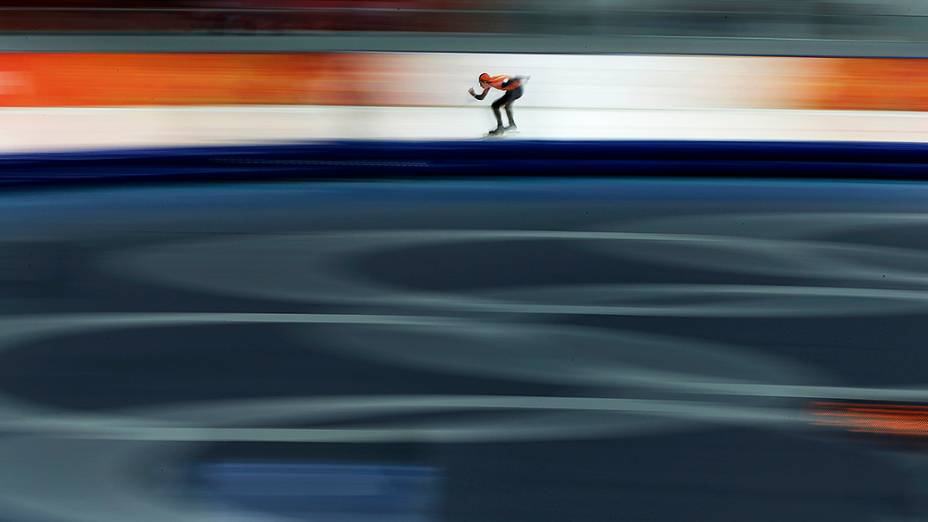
(3, 140, 928, 186)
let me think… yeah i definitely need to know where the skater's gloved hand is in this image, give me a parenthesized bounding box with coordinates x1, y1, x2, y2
(468, 87, 488, 100)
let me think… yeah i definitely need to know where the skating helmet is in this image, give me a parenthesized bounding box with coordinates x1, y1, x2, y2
(478, 72, 491, 83)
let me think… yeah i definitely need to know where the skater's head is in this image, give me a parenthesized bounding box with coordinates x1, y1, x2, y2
(478, 72, 490, 87)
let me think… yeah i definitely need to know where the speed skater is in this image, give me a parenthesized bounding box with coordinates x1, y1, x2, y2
(468, 72, 529, 136)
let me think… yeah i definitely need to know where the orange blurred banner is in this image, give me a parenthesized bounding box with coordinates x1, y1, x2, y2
(1, 53, 927, 110)
(802, 58, 928, 111)
(0, 53, 397, 107)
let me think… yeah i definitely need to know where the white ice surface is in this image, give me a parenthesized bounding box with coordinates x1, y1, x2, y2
(1, 105, 926, 153)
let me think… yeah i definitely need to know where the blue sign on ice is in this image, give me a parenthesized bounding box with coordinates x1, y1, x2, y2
(198, 461, 441, 521)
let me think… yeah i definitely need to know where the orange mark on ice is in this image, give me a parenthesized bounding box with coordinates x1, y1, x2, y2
(811, 402, 928, 437)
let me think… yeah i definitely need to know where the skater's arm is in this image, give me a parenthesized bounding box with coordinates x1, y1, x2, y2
(468, 86, 490, 100)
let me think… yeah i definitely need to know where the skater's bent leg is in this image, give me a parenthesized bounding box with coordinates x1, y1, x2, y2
(491, 97, 506, 129)
(503, 88, 523, 129)
(491, 106, 503, 128)
(504, 105, 516, 128)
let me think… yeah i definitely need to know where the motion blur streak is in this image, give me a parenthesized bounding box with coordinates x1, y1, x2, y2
(5, 0, 928, 519)
(1, 0, 928, 43)
(812, 402, 928, 437)
(2, 179, 928, 521)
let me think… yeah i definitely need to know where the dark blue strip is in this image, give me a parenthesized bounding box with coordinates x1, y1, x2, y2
(2, 140, 928, 186)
